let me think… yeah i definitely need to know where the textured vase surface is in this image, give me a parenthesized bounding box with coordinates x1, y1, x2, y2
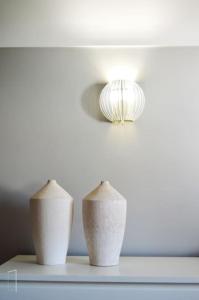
(83, 181, 127, 266)
(30, 180, 73, 265)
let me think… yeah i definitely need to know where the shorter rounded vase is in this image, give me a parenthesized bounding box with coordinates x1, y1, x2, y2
(82, 181, 127, 267)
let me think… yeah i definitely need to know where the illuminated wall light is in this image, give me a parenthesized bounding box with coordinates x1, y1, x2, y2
(99, 80, 145, 124)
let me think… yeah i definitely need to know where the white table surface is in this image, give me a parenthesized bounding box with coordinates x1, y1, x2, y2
(1, 255, 199, 284)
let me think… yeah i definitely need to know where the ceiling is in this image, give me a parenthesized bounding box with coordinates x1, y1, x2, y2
(0, 0, 199, 46)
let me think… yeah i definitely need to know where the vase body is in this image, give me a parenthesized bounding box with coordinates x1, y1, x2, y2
(30, 180, 73, 265)
(83, 181, 127, 266)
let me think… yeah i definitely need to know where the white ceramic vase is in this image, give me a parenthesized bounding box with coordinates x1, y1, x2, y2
(30, 180, 73, 265)
(83, 181, 127, 267)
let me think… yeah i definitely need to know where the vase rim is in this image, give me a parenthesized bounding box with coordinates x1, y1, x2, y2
(100, 180, 110, 185)
(47, 179, 57, 183)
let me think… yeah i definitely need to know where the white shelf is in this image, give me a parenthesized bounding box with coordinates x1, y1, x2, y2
(1, 255, 199, 284)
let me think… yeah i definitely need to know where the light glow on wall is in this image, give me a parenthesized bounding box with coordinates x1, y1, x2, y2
(107, 66, 138, 82)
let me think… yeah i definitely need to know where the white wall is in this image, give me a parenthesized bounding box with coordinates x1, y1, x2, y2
(1, 0, 199, 46)
(1, 47, 199, 264)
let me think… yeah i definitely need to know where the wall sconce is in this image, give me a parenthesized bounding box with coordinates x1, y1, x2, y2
(99, 80, 145, 123)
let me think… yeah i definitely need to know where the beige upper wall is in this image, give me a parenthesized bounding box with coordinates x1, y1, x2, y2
(0, 0, 199, 46)
(1, 47, 199, 264)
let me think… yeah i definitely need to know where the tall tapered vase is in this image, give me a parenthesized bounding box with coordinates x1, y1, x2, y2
(30, 180, 73, 265)
(83, 181, 127, 266)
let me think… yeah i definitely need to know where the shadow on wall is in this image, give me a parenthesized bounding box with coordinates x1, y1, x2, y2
(0, 187, 33, 265)
(81, 83, 107, 122)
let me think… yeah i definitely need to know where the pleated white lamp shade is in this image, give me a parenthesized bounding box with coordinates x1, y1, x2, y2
(99, 80, 145, 123)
